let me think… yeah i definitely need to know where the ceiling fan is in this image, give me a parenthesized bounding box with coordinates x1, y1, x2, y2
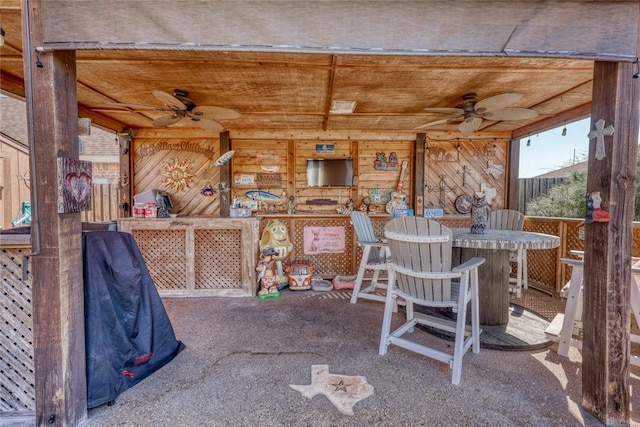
(93, 89, 240, 132)
(415, 92, 538, 133)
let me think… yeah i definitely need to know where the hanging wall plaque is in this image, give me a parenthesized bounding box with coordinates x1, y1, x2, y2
(256, 149, 281, 173)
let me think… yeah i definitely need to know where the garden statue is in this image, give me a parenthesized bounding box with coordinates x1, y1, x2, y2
(470, 192, 490, 234)
(256, 247, 281, 299)
(260, 219, 293, 289)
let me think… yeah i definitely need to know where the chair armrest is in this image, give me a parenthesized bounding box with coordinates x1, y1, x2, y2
(452, 257, 485, 273)
(356, 239, 388, 248)
(560, 258, 583, 267)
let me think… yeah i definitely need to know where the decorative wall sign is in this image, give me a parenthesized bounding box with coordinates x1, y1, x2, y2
(427, 147, 456, 162)
(57, 158, 92, 213)
(234, 174, 255, 185)
(426, 175, 458, 209)
(472, 144, 496, 158)
(161, 157, 195, 192)
(315, 144, 335, 154)
(303, 226, 346, 255)
(257, 173, 282, 188)
(423, 208, 444, 219)
(479, 183, 497, 205)
(588, 118, 614, 160)
(256, 149, 281, 173)
(483, 160, 504, 179)
(457, 165, 472, 186)
(373, 152, 399, 170)
(138, 140, 216, 159)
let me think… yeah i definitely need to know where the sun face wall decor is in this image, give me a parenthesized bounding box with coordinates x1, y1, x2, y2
(162, 157, 195, 192)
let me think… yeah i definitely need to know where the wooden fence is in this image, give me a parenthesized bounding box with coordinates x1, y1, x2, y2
(80, 183, 119, 222)
(518, 177, 566, 213)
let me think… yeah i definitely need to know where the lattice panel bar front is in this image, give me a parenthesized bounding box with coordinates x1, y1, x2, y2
(0, 248, 35, 411)
(291, 217, 354, 277)
(195, 229, 242, 289)
(133, 229, 187, 290)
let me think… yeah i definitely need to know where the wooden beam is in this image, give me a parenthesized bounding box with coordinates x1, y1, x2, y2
(219, 130, 231, 217)
(582, 61, 639, 425)
(512, 103, 592, 139)
(23, 1, 88, 424)
(414, 133, 426, 215)
(507, 138, 520, 211)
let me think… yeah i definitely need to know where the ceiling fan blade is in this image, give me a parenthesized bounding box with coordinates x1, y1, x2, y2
(152, 89, 187, 110)
(475, 92, 523, 113)
(184, 116, 226, 132)
(93, 102, 163, 112)
(483, 107, 539, 121)
(192, 106, 241, 120)
(422, 107, 464, 116)
(153, 115, 182, 127)
(458, 117, 483, 133)
(414, 118, 457, 130)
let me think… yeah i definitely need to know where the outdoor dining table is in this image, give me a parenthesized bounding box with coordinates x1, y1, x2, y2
(449, 228, 560, 326)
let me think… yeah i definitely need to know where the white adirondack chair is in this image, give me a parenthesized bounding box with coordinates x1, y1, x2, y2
(545, 253, 640, 366)
(379, 217, 485, 385)
(349, 211, 391, 304)
(488, 209, 527, 298)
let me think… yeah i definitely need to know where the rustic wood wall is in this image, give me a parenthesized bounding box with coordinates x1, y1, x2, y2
(132, 129, 221, 216)
(230, 139, 414, 215)
(131, 132, 510, 217)
(424, 138, 509, 213)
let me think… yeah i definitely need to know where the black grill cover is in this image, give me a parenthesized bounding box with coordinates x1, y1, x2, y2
(83, 231, 185, 408)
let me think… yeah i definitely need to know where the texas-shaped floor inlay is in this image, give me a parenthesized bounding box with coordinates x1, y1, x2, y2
(289, 364, 374, 416)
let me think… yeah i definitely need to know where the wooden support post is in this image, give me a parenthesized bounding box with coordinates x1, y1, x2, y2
(118, 130, 132, 218)
(507, 138, 520, 211)
(414, 133, 426, 216)
(220, 130, 231, 217)
(23, 2, 88, 424)
(582, 61, 639, 425)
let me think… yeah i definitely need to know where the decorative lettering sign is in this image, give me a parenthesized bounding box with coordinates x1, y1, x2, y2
(234, 174, 255, 185)
(257, 173, 282, 188)
(423, 208, 444, 219)
(303, 226, 345, 255)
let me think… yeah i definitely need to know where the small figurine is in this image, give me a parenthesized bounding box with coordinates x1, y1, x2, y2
(288, 195, 296, 215)
(470, 192, 489, 234)
(256, 247, 281, 299)
(586, 191, 611, 223)
(337, 199, 354, 215)
(260, 219, 293, 289)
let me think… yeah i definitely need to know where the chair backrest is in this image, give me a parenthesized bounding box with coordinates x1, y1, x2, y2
(350, 211, 378, 243)
(350, 211, 384, 263)
(384, 216, 454, 303)
(488, 209, 525, 231)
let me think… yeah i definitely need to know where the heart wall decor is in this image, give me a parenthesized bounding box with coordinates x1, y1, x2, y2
(57, 158, 93, 213)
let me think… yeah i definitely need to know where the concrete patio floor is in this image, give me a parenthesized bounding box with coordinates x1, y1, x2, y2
(83, 289, 639, 427)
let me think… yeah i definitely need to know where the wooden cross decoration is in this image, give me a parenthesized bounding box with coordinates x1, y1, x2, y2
(426, 175, 458, 209)
(457, 165, 472, 187)
(588, 118, 615, 160)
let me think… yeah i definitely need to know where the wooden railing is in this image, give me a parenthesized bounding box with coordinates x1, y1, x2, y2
(523, 216, 640, 295)
(386, 215, 640, 297)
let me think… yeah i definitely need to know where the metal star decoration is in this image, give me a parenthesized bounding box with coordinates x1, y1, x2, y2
(290, 365, 374, 416)
(588, 118, 615, 160)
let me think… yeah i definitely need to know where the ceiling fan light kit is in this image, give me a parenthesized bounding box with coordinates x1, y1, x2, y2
(417, 92, 538, 133)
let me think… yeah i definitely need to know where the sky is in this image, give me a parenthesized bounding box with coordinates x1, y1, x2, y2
(518, 118, 591, 178)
